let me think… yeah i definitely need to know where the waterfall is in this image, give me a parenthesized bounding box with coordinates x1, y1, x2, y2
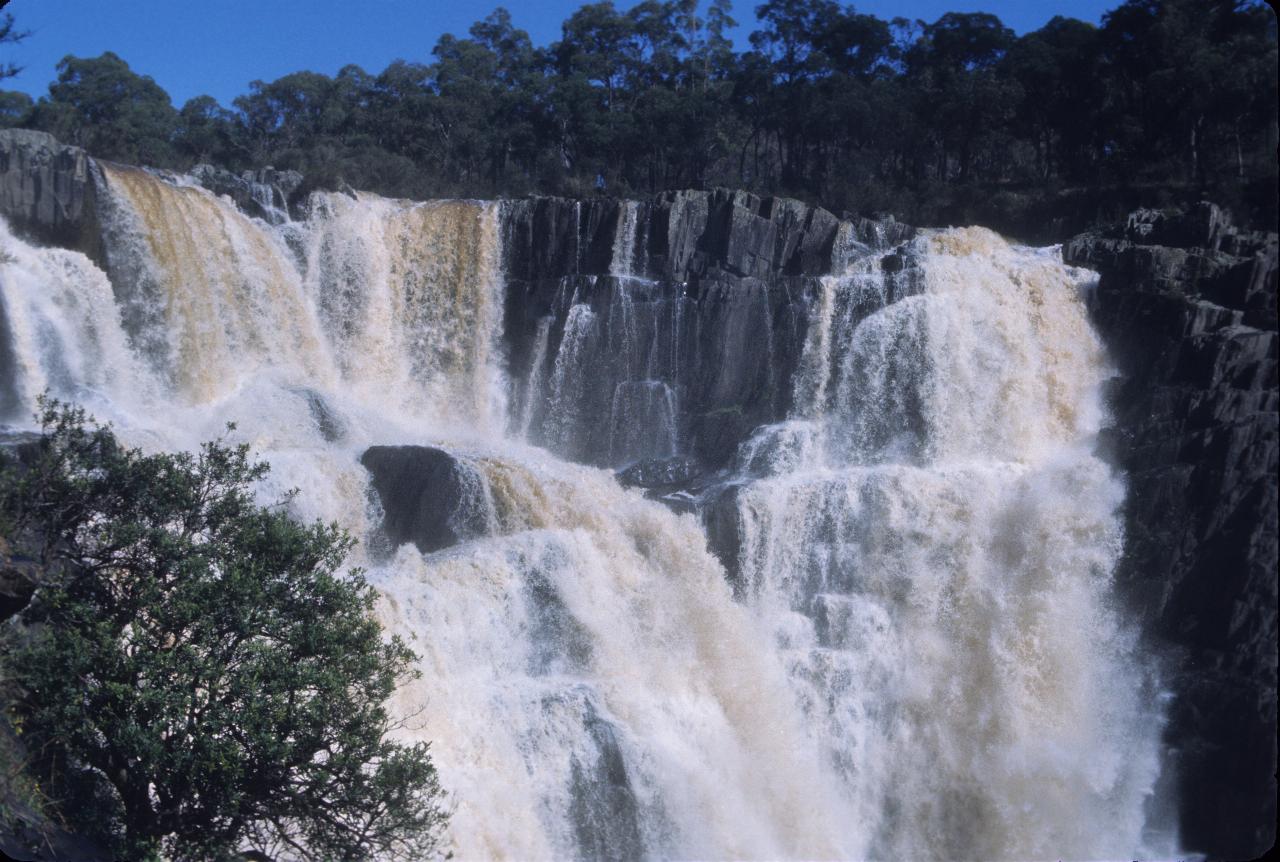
(95, 165, 333, 403)
(0, 218, 153, 419)
(296, 190, 507, 432)
(0, 172, 1174, 859)
(610, 200, 641, 278)
(733, 227, 1172, 859)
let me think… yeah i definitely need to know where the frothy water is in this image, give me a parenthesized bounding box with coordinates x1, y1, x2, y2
(735, 228, 1172, 859)
(0, 170, 1174, 859)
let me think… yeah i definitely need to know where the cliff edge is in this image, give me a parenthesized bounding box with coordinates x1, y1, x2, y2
(1067, 204, 1278, 858)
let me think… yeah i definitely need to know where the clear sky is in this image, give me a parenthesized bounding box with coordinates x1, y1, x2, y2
(3, 0, 1118, 107)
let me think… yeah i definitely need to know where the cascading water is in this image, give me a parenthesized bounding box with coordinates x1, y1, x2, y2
(0, 167, 1175, 860)
(733, 228, 1174, 859)
(530, 276, 689, 468)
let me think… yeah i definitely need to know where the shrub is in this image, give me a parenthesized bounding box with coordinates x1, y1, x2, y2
(0, 399, 447, 861)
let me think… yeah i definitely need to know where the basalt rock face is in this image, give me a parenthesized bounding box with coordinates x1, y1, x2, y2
(500, 190, 912, 473)
(189, 163, 304, 225)
(1066, 203, 1278, 859)
(0, 129, 100, 260)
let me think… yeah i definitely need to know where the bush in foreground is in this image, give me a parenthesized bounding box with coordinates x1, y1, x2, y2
(0, 400, 447, 861)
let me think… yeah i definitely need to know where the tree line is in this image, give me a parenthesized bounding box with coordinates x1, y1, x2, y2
(2, 0, 1276, 227)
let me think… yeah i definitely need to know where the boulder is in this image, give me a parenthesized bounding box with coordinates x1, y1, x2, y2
(360, 445, 491, 554)
(700, 482, 746, 594)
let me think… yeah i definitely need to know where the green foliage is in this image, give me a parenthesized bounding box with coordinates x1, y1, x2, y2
(0, 89, 31, 128)
(0, 12, 29, 81)
(29, 52, 180, 167)
(175, 95, 242, 166)
(0, 400, 447, 862)
(11, 0, 1279, 226)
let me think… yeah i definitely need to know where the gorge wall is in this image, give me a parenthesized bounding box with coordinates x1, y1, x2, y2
(1066, 208, 1278, 857)
(1, 128, 1275, 859)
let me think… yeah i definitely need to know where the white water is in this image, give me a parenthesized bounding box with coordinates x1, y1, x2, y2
(610, 200, 641, 278)
(0, 171, 1174, 860)
(734, 229, 1173, 859)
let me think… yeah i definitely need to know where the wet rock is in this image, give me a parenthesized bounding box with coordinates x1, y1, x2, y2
(616, 455, 703, 490)
(189, 163, 304, 224)
(293, 388, 345, 443)
(0, 129, 100, 260)
(502, 188, 906, 286)
(360, 445, 490, 554)
(568, 696, 645, 862)
(1066, 203, 1278, 859)
(700, 482, 745, 593)
(500, 190, 909, 473)
(650, 490, 697, 516)
(500, 197, 588, 281)
(0, 299, 21, 419)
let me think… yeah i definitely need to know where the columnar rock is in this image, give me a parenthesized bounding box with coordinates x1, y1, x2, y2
(1066, 203, 1278, 859)
(500, 190, 912, 471)
(0, 129, 100, 259)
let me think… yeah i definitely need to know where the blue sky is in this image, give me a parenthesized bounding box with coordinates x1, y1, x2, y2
(3, 0, 1118, 107)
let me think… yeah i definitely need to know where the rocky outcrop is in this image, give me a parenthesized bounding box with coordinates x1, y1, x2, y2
(0, 130, 308, 257)
(360, 445, 491, 554)
(501, 191, 912, 472)
(0, 129, 100, 260)
(189, 163, 304, 225)
(1065, 202, 1278, 859)
(502, 189, 910, 285)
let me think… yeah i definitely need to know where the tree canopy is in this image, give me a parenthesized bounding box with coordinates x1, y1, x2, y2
(0, 401, 447, 862)
(0, 11, 27, 82)
(1, 0, 1276, 227)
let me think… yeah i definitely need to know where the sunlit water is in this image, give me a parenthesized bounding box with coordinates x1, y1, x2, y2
(0, 167, 1177, 860)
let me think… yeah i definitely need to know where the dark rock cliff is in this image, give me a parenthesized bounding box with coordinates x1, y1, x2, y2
(0, 129, 100, 261)
(1065, 203, 1278, 859)
(500, 189, 911, 471)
